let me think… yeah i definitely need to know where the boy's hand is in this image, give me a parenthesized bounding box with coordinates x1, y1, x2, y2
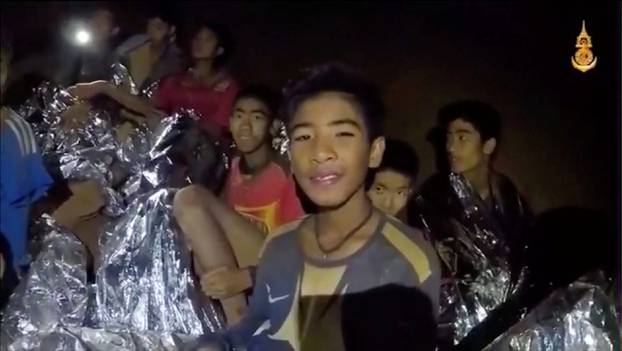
(67, 80, 110, 99)
(52, 181, 106, 229)
(61, 101, 92, 128)
(200, 267, 252, 299)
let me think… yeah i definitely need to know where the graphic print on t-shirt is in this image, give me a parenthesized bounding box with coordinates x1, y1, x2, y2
(234, 202, 278, 235)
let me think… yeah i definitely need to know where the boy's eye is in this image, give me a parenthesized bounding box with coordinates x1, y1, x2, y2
(293, 134, 311, 142)
(336, 131, 355, 137)
(253, 114, 265, 120)
(235, 113, 244, 119)
(374, 186, 384, 193)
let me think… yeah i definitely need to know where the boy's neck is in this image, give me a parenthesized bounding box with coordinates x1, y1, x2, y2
(149, 39, 166, 54)
(89, 39, 111, 53)
(463, 163, 493, 200)
(316, 187, 374, 238)
(193, 60, 216, 80)
(241, 142, 272, 175)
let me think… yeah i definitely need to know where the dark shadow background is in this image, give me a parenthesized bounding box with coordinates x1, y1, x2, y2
(1, 1, 620, 217)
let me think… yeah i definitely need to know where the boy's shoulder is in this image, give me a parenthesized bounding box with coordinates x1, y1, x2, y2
(383, 214, 427, 240)
(259, 217, 306, 260)
(2, 107, 27, 125)
(115, 34, 149, 58)
(1, 108, 36, 152)
(266, 217, 305, 245)
(379, 215, 439, 283)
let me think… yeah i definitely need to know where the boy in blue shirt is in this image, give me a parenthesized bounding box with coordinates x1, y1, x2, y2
(0, 38, 53, 270)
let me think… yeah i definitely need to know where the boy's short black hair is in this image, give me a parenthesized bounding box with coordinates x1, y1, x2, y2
(235, 84, 281, 117)
(281, 63, 385, 141)
(189, 21, 234, 69)
(438, 100, 501, 143)
(377, 138, 419, 182)
(91, 4, 117, 23)
(147, 3, 178, 28)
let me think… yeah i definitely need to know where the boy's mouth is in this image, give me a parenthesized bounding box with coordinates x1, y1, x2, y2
(310, 171, 343, 187)
(236, 132, 256, 143)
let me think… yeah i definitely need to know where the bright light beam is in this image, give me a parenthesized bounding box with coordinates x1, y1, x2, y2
(74, 29, 91, 46)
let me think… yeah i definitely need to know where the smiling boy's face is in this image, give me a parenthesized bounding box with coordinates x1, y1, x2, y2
(288, 92, 384, 208)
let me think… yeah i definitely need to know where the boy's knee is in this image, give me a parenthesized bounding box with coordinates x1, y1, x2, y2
(173, 184, 210, 217)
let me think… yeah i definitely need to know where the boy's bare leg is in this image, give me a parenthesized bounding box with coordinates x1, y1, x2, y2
(193, 187, 265, 268)
(173, 185, 252, 325)
(71, 213, 106, 267)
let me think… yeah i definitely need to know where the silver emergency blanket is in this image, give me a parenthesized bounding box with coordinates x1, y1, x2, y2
(142, 80, 160, 100)
(1, 216, 88, 351)
(111, 61, 138, 96)
(95, 188, 223, 334)
(93, 110, 225, 341)
(96, 108, 224, 328)
(18, 82, 126, 216)
(19, 82, 116, 155)
(111, 60, 160, 98)
(2, 81, 226, 350)
(438, 173, 517, 343)
(483, 272, 621, 351)
(17, 81, 77, 128)
(118, 110, 202, 200)
(272, 122, 290, 157)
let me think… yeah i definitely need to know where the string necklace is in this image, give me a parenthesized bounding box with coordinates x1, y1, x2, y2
(314, 206, 374, 261)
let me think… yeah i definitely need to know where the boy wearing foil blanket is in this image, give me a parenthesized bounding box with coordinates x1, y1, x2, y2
(188, 64, 440, 351)
(415, 101, 533, 346)
(173, 85, 305, 325)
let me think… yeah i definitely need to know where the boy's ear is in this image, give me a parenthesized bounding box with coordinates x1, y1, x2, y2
(483, 137, 497, 155)
(112, 26, 120, 37)
(168, 26, 177, 42)
(216, 46, 224, 56)
(368, 136, 386, 169)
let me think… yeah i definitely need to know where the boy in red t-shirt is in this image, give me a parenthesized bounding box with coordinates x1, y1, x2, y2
(173, 85, 304, 325)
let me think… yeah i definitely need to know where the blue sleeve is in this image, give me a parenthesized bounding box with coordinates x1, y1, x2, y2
(0, 128, 52, 206)
(26, 152, 53, 203)
(1, 129, 26, 205)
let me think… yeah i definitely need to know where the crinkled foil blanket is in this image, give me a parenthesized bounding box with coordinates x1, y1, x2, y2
(424, 174, 620, 349)
(483, 272, 621, 351)
(1, 78, 226, 350)
(4, 77, 617, 351)
(430, 174, 518, 345)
